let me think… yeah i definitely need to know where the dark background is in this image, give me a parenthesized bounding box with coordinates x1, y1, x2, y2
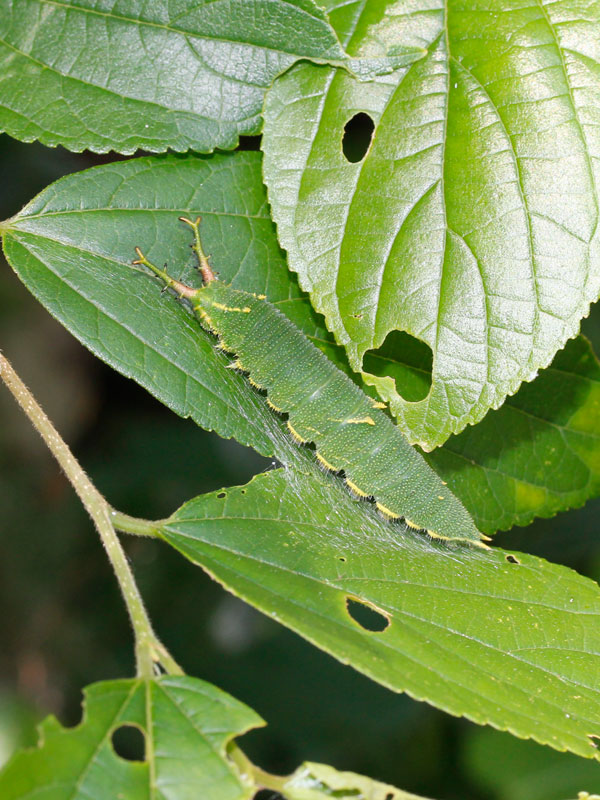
(1, 133, 600, 800)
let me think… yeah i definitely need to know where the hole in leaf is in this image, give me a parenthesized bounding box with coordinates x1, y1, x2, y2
(505, 554, 520, 565)
(363, 330, 433, 402)
(342, 112, 375, 163)
(112, 725, 145, 761)
(338, 556, 347, 562)
(217, 492, 226, 499)
(346, 597, 389, 632)
(588, 734, 600, 748)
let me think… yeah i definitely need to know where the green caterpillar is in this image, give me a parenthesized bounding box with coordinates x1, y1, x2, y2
(134, 218, 487, 547)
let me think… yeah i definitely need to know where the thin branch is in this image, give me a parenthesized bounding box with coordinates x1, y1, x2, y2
(0, 350, 182, 678)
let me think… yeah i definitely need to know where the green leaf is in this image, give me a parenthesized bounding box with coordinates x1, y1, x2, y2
(158, 466, 600, 762)
(262, 0, 600, 450)
(1, 152, 287, 457)
(0, 675, 263, 799)
(0, 0, 422, 154)
(426, 335, 600, 535)
(282, 761, 432, 799)
(463, 727, 600, 800)
(4, 152, 598, 535)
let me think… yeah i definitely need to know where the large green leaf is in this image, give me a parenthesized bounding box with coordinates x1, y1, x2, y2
(0, 676, 263, 799)
(3, 152, 599, 534)
(1, 153, 287, 456)
(158, 466, 600, 762)
(262, 0, 600, 450)
(426, 335, 600, 534)
(0, 0, 421, 154)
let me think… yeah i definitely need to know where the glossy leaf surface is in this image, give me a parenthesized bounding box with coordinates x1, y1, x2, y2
(159, 466, 600, 762)
(0, 0, 421, 154)
(263, 0, 600, 449)
(0, 676, 263, 799)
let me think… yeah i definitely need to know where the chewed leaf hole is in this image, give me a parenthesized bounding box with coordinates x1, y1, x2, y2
(217, 491, 226, 499)
(506, 554, 521, 565)
(112, 724, 145, 761)
(588, 734, 600, 748)
(363, 331, 433, 403)
(346, 597, 389, 632)
(342, 112, 375, 163)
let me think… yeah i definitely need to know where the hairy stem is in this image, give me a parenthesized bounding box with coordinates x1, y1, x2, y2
(111, 510, 163, 538)
(0, 351, 182, 678)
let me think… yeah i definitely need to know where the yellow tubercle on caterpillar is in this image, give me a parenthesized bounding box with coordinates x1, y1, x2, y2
(225, 359, 246, 372)
(287, 421, 308, 444)
(426, 528, 491, 549)
(248, 375, 263, 390)
(344, 416, 375, 426)
(316, 452, 338, 472)
(215, 337, 232, 352)
(210, 301, 251, 313)
(266, 397, 282, 412)
(376, 502, 401, 521)
(193, 306, 216, 333)
(345, 478, 369, 499)
(404, 518, 421, 530)
(369, 398, 387, 409)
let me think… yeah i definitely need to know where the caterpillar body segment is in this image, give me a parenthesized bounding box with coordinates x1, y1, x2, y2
(189, 281, 485, 546)
(134, 227, 486, 547)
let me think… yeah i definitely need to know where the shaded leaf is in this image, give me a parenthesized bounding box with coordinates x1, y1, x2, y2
(0, 676, 263, 799)
(159, 466, 600, 761)
(262, 0, 600, 449)
(0, 0, 421, 154)
(463, 727, 600, 800)
(282, 761, 432, 799)
(426, 336, 600, 534)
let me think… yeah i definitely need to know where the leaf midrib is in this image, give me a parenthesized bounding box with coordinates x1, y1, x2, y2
(171, 533, 600, 739)
(164, 518, 600, 615)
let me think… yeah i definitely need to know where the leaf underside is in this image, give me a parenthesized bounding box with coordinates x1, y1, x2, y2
(159, 466, 600, 763)
(262, 0, 600, 450)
